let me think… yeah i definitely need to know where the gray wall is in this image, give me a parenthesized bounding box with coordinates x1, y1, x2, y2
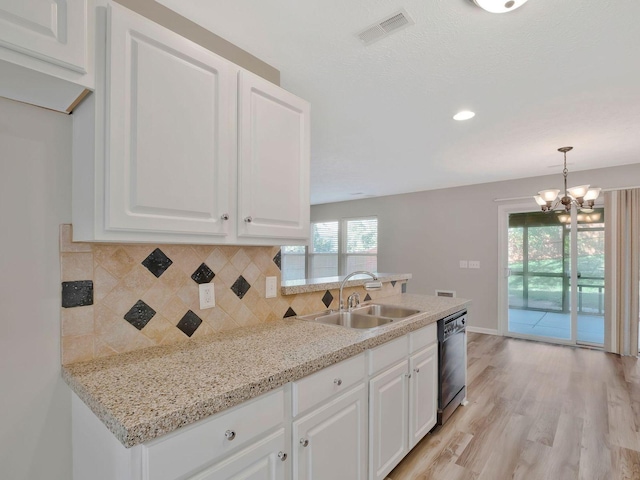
(0, 97, 72, 479)
(311, 163, 640, 331)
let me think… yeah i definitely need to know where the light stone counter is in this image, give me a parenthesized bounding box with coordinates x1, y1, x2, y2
(62, 293, 470, 448)
(281, 272, 411, 295)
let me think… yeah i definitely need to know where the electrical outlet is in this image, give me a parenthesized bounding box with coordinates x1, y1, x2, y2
(199, 283, 215, 309)
(266, 276, 277, 298)
(469, 261, 480, 269)
(459, 260, 468, 269)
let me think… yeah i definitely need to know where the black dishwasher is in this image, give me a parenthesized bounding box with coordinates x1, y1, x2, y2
(437, 310, 467, 425)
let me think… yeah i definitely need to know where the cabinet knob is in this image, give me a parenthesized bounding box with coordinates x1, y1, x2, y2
(278, 451, 288, 461)
(334, 378, 342, 386)
(300, 438, 309, 447)
(405, 373, 412, 379)
(244, 216, 253, 223)
(414, 368, 420, 373)
(221, 213, 229, 221)
(224, 430, 236, 441)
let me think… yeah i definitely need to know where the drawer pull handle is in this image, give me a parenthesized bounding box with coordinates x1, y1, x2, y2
(221, 213, 229, 220)
(278, 451, 288, 461)
(300, 438, 309, 447)
(334, 378, 342, 386)
(414, 368, 420, 373)
(224, 430, 236, 441)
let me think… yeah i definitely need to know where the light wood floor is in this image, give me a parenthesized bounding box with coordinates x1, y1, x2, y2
(388, 333, 640, 480)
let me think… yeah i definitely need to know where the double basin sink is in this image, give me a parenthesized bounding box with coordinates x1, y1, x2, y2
(298, 304, 421, 330)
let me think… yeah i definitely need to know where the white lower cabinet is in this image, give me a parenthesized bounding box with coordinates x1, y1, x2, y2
(187, 429, 287, 480)
(408, 343, 438, 450)
(293, 384, 368, 480)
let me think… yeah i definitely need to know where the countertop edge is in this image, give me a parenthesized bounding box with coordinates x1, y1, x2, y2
(280, 272, 412, 295)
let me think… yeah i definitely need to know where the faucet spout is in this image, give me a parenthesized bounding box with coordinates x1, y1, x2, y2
(339, 271, 378, 311)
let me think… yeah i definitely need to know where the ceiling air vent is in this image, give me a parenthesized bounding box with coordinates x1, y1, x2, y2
(357, 9, 415, 45)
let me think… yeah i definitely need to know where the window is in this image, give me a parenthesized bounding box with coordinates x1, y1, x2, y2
(281, 217, 378, 280)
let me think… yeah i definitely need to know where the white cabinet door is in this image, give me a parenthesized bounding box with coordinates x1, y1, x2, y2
(237, 69, 310, 241)
(0, 0, 87, 72)
(293, 384, 367, 480)
(106, 3, 232, 237)
(369, 360, 408, 480)
(408, 343, 438, 450)
(187, 429, 287, 480)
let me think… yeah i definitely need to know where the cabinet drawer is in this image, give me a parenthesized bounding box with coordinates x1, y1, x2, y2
(409, 323, 437, 353)
(292, 353, 366, 416)
(368, 336, 409, 375)
(142, 388, 284, 480)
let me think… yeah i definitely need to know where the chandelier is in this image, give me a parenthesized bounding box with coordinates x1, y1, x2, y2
(534, 147, 601, 213)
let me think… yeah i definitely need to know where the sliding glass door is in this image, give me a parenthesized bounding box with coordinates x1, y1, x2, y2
(504, 208, 604, 346)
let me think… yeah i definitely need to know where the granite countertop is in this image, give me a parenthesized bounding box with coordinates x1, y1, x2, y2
(280, 272, 411, 295)
(62, 294, 470, 448)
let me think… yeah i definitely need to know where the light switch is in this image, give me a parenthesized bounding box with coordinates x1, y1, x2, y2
(266, 276, 277, 298)
(459, 260, 468, 269)
(469, 261, 480, 269)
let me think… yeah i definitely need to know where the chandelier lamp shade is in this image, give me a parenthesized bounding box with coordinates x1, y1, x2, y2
(471, 0, 529, 14)
(534, 147, 601, 213)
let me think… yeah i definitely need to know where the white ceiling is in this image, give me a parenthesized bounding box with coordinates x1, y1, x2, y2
(156, 0, 640, 205)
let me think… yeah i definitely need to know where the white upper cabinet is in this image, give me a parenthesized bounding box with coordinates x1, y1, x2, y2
(72, 1, 310, 245)
(0, 0, 92, 111)
(105, 2, 231, 238)
(237, 69, 310, 241)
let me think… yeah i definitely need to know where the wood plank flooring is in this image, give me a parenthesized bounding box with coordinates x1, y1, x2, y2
(387, 333, 640, 480)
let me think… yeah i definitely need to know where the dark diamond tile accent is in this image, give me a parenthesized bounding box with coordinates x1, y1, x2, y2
(142, 248, 173, 278)
(273, 250, 281, 270)
(391, 281, 397, 287)
(124, 300, 156, 330)
(230, 275, 251, 299)
(177, 310, 202, 337)
(191, 263, 215, 284)
(62, 280, 93, 308)
(283, 307, 297, 318)
(364, 293, 372, 302)
(321, 290, 333, 308)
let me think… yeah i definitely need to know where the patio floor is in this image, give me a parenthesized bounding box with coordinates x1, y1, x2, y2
(508, 308, 604, 345)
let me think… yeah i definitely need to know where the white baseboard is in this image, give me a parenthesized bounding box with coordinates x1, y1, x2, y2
(466, 326, 499, 336)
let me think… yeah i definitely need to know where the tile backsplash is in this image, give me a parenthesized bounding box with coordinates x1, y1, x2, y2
(59, 225, 404, 364)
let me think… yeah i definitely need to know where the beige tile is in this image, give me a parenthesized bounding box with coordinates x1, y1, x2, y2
(62, 335, 95, 365)
(230, 249, 251, 272)
(205, 307, 235, 331)
(93, 245, 120, 267)
(242, 288, 261, 311)
(141, 315, 174, 344)
(190, 245, 216, 261)
(60, 252, 94, 282)
(100, 282, 139, 316)
(61, 306, 94, 336)
(98, 247, 136, 279)
(266, 311, 280, 323)
(251, 249, 273, 274)
(94, 266, 119, 302)
(94, 304, 123, 335)
(120, 245, 154, 263)
(272, 297, 291, 319)
(253, 298, 273, 321)
(216, 284, 242, 316)
(217, 263, 241, 288)
(176, 283, 199, 311)
(291, 296, 309, 317)
(234, 303, 259, 327)
(204, 248, 229, 274)
(59, 224, 92, 253)
(242, 262, 261, 286)
(101, 320, 154, 354)
(164, 245, 203, 276)
(162, 296, 190, 324)
(158, 265, 188, 291)
(142, 280, 177, 311)
(94, 338, 118, 359)
(219, 246, 241, 259)
(253, 274, 267, 297)
(122, 264, 157, 298)
(192, 320, 215, 339)
(161, 328, 189, 346)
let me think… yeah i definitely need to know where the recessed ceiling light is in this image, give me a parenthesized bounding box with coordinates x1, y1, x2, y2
(453, 110, 475, 121)
(472, 0, 529, 14)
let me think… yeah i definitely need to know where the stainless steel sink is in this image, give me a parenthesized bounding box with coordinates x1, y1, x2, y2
(352, 304, 420, 319)
(297, 303, 420, 330)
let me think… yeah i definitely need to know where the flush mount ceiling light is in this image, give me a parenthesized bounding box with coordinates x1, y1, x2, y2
(453, 110, 475, 121)
(472, 0, 529, 14)
(534, 147, 601, 213)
